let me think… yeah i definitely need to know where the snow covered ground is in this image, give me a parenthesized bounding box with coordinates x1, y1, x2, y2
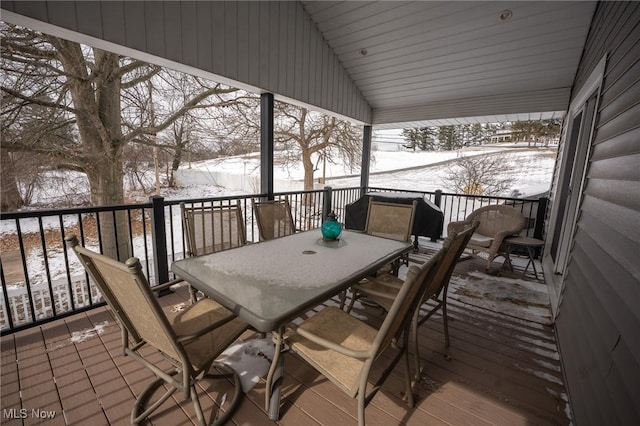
(332, 148, 556, 198)
(175, 144, 556, 197)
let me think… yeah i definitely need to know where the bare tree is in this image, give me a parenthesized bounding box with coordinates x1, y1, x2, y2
(1, 23, 238, 258)
(221, 98, 362, 191)
(442, 154, 515, 196)
(274, 102, 362, 190)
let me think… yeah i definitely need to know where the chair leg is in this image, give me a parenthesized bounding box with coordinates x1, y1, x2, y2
(442, 299, 450, 347)
(403, 347, 415, 408)
(338, 290, 347, 310)
(357, 392, 366, 426)
(203, 364, 244, 426)
(189, 285, 199, 304)
(411, 310, 422, 382)
(190, 384, 207, 426)
(131, 377, 177, 425)
(132, 365, 243, 426)
(345, 288, 358, 313)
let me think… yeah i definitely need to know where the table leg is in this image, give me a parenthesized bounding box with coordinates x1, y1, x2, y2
(499, 243, 514, 276)
(265, 327, 285, 420)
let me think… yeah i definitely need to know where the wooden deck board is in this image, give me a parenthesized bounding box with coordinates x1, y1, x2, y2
(1, 252, 572, 425)
(40, 319, 107, 424)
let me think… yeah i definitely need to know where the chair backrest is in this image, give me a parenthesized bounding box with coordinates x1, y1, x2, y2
(65, 235, 185, 363)
(365, 198, 417, 242)
(467, 205, 525, 238)
(370, 245, 446, 361)
(252, 197, 296, 240)
(422, 220, 479, 302)
(181, 201, 246, 257)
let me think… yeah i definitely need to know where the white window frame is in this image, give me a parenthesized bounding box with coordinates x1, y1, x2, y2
(544, 55, 607, 317)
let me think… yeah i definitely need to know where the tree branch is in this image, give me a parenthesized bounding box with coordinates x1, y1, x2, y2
(123, 87, 239, 142)
(0, 86, 77, 113)
(121, 66, 161, 89)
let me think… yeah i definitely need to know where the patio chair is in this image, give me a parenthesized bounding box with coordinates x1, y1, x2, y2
(365, 198, 417, 275)
(448, 204, 525, 271)
(181, 200, 246, 302)
(337, 198, 417, 309)
(365, 198, 416, 242)
(346, 221, 479, 378)
(287, 246, 445, 426)
(65, 234, 248, 426)
(252, 196, 296, 241)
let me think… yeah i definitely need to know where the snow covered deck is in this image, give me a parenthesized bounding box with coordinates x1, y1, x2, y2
(1, 249, 570, 425)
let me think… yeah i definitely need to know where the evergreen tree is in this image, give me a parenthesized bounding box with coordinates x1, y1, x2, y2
(401, 127, 437, 151)
(540, 119, 562, 139)
(511, 119, 562, 146)
(401, 128, 420, 151)
(466, 123, 486, 146)
(438, 125, 459, 150)
(418, 127, 437, 150)
(511, 120, 543, 141)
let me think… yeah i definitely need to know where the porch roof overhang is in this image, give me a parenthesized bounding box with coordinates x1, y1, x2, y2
(302, 0, 596, 129)
(0, 1, 597, 128)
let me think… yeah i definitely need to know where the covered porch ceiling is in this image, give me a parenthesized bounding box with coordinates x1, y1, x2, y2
(1, 1, 597, 129)
(302, 1, 596, 128)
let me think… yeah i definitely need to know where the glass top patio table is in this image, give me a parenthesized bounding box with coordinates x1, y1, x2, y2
(171, 229, 412, 332)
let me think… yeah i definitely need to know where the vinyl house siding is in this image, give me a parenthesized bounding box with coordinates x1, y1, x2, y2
(554, 2, 640, 424)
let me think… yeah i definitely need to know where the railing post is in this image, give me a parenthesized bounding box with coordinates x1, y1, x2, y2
(150, 195, 170, 288)
(434, 189, 443, 208)
(533, 196, 548, 240)
(533, 196, 548, 258)
(360, 125, 372, 197)
(431, 190, 444, 242)
(322, 186, 333, 222)
(261, 93, 275, 200)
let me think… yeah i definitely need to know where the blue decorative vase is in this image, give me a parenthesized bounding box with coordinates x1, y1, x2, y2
(321, 211, 342, 241)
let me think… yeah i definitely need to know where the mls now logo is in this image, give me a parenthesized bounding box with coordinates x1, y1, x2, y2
(3, 409, 27, 419)
(3, 408, 56, 419)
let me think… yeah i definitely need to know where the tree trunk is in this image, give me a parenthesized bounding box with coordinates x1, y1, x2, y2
(87, 153, 131, 261)
(300, 152, 317, 228)
(169, 134, 185, 188)
(1, 149, 23, 211)
(61, 46, 131, 260)
(302, 153, 315, 191)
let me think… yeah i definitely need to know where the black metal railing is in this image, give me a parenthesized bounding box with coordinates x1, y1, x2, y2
(0, 186, 547, 334)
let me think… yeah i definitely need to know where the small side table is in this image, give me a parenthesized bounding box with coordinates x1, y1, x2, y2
(503, 236, 545, 280)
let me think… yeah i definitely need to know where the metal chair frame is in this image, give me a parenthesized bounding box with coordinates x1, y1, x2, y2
(66, 234, 248, 425)
(288, 247, 445, 426)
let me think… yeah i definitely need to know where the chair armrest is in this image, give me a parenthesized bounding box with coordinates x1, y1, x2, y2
(363, 274, 403, 290)
(175, 312, 242, 344)
(490, 229, 522, 254)
(152, 278, 185, 293)
(289, 323, 372, 360)
(355, 287, 397, 303)
(447, 220, 469, 235)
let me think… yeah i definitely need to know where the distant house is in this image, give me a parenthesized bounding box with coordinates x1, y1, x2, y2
(489, 129, 514, 144)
